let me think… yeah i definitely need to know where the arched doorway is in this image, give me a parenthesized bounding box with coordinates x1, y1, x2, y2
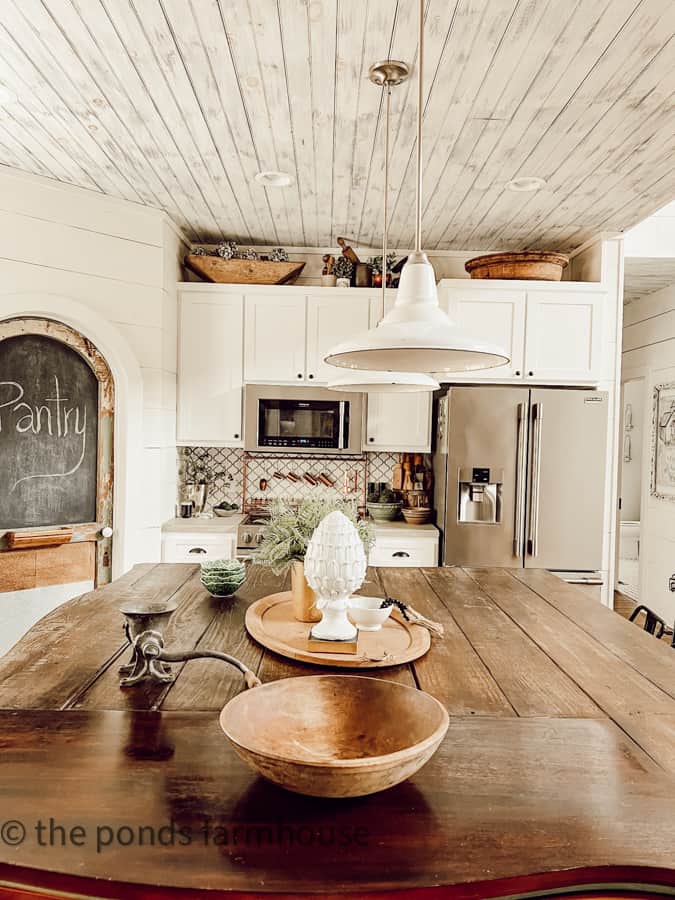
(0, 317, 114, 586)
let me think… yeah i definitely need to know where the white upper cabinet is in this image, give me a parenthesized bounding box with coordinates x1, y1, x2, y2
(178, 292, 243, 446)
(437, 280, 606, 385)
(244, 293, 306, 383)
(306, 293, 376, 384)
(524, 289, 604, 383)
(364, 392, 432, 453)
(442, 286, 526, 379)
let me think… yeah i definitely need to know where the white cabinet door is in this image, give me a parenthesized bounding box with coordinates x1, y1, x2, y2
(524, 290, 604, 383)
(244, 294, 306, 383)
(442, 287, 526, 379)
(177, 292, 243, 446)
(364, 392, 432, 452)
(306, 293, 374, 384)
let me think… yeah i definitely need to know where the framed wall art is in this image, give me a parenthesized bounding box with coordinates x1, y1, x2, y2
(650, 380, 675, 501)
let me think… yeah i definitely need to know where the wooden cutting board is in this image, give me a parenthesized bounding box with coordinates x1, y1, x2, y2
(245, 591, 431, 668)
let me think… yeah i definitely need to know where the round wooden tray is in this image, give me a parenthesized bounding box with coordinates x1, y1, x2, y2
(245, 592, 431, 668)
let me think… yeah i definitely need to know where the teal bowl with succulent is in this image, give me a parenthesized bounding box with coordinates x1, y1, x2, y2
(200, 559, 246, 598)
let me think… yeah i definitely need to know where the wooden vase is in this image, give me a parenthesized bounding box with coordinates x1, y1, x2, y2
(291, 561, 321, 623)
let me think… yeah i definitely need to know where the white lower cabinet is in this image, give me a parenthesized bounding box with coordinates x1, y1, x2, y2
(178, 293, 243, 446)
(162, 532, 235, 563)
(364, 392, 432, 452)
(369, 531, 439, 567)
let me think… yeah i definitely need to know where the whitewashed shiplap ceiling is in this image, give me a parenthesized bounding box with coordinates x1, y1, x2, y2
(623, 258, 675, 303)
(0, 0, 673, 251)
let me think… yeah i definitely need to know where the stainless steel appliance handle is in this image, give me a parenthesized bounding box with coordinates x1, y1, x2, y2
(338, 400, 345, 448)
(514, 402, 528, 556)
(527, 402, 543, 557)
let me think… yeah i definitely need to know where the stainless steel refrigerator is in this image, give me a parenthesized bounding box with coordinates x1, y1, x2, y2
(433, 386, 609, 571)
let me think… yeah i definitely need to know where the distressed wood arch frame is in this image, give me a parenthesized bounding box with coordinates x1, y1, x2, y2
(0, 316, 114, 585)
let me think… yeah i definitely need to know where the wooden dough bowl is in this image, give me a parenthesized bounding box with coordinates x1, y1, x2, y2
(185, 254, 305, 285)
(220, 675, 449, 798)
(465, 251, 568, 281)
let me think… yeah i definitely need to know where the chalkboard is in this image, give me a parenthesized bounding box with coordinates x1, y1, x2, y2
(0, 334, 99, 528)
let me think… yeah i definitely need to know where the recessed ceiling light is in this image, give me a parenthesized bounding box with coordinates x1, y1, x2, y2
(505, 176, 547, 192)
(254, 170, 294, 188)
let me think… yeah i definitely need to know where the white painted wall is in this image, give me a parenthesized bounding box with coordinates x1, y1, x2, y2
(620, 378, 645, 522)
(624, 200, 675, 258)
(0, 166, 188, 576)
(623, 282, 675, 622)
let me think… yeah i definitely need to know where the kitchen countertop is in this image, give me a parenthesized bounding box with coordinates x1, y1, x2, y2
(0, 565, 674, 898)
(162, 514, 244, 533)
(161, 514, 438, 538)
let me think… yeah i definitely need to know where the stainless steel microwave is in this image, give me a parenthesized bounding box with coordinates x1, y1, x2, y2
(244, 385, 363, 454)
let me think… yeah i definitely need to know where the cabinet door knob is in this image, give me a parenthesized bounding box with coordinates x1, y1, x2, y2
(234, 433, 239, 439)
(515, 370, 521, 376)
(528, 371, 534, 377)
(368, 437, 374, 443)
(308, 373, 314, 379)
(297, 373, 303, 379)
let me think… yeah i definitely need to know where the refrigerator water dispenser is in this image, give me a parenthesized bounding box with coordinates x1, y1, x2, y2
(457, 467, 503, 525)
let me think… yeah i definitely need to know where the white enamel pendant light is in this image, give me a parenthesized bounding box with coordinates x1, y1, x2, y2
(325, 0, 509, 375)
(328, 59, 438, 393)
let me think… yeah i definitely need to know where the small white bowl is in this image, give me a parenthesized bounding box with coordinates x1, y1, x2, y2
(348, 596, 393, 632)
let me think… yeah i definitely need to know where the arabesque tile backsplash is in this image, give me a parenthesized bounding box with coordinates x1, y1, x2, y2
(177, 447, 423, 513)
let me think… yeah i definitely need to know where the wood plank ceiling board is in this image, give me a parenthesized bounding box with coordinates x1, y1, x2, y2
(479, 0, 675, 250)
(624, 257, 675, 302)
(361, 0, 458, 250)
(0, 0, 672, 250)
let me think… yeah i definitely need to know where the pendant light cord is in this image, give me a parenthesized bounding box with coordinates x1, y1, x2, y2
(381, 80, 391, 321)
(415, 0, 424, 254)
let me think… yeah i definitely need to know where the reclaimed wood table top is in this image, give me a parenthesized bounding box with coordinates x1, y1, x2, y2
(0, 563, 674, 899)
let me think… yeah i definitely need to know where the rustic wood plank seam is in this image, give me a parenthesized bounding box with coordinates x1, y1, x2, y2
(255, 568, 291, 680)
(467, 568, 675, 774)
(417, 568, 520, 717)
(0, 562, 157, 697)
(377, 566, 515, 714)
(425, 568, 606, 719)
(366, 568, 416, 686)
(510, 569, 675, 701)
(62, 564, 198, 710)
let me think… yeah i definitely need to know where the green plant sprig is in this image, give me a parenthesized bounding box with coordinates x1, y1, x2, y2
(254, 498, 375, 575)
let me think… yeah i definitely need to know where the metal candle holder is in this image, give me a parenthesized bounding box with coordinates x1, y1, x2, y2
(119, 598, 260, 690)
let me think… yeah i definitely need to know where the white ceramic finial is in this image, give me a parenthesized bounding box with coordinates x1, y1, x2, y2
(304, 511, 366, 641)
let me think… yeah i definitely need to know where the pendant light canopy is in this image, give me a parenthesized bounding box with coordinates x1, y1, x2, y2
(325, 0, 509, 375)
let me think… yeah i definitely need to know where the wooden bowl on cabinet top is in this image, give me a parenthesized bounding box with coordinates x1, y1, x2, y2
(220, 675, 449, 798)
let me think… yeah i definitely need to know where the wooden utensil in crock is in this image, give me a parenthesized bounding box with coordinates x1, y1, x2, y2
(220, 675, 449, 797)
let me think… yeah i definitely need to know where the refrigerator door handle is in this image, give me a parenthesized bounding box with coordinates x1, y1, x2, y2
(527, 402, 543, 557)
(514, 402, 528, 556)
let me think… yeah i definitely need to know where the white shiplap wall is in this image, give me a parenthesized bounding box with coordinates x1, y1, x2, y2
(622, 282, 675, 622)
(0, 165, 186, 568)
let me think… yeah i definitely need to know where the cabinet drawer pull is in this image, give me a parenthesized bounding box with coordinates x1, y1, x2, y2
(392, 551, 410, 558)
(188, 547, 208, 555)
